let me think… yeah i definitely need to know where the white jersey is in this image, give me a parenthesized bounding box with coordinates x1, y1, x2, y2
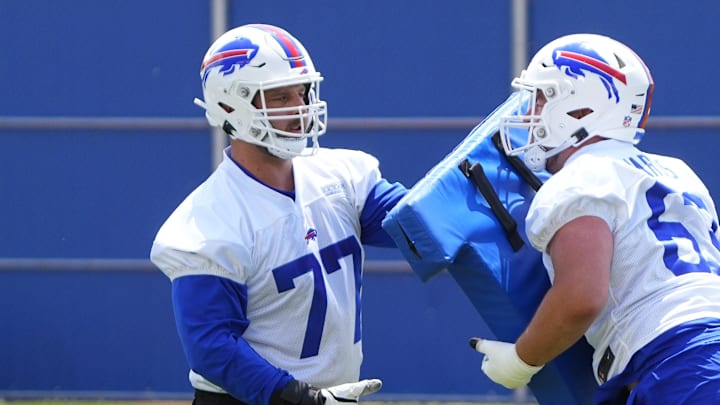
(151, 147, 384, 391)
(526, 140, 720, 383)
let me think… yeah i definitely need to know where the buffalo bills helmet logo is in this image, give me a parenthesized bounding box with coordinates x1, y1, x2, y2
(552, 44, 627, 103)
(201, 37, 259, 85)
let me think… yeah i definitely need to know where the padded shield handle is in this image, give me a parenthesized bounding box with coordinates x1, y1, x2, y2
(459, 131, 545, 252)
(458, 158, 525, 252)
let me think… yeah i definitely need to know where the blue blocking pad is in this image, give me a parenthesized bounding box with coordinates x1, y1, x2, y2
(381, 93, 597, 404)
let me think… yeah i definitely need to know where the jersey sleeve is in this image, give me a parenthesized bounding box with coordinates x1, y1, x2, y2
(328, 149, 408, 247)
(150, 197, 252, 284)
(160, 249, 293, 405)
(526, 161, 628, 252)
(151, 223, 291, 405)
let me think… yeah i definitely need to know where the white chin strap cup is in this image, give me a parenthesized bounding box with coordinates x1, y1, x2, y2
(524, 146, 547, 172)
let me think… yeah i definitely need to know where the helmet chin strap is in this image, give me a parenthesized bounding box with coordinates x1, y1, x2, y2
(222, 119, 307, 160)
(266, 135, 307, 160)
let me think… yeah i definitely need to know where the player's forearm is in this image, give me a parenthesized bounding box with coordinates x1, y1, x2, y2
(186, 330, 293, 405)
(193, 335, 293, 405)
(515, 286, 599, 366)
(517, 216, 611, 366)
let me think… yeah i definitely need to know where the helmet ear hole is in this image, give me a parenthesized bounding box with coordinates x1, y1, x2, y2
(218, 102, 235, 113)
(567, 108, 594, 119)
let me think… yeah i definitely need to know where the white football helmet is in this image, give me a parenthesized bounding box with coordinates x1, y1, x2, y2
(195, 24, 327, 159)
(500, 34, 654, 171)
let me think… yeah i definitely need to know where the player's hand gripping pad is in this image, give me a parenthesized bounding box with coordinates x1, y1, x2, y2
(381, 93, 597, 404)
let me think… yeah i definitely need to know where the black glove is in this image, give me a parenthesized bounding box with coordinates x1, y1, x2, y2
(269, 379, 321, 405)
(270, 378, 382, 405)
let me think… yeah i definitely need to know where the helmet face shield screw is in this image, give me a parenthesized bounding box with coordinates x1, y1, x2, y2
(239, 87, 250, 98)
(544, 87, 555, 98)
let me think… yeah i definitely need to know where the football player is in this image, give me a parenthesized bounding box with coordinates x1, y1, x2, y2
(151, 24, 407, 405)
(472, 33, 720, 403)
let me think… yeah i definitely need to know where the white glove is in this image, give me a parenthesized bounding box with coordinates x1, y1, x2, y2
(320, 379, 382, 404)
(470, 337, 543, 389)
